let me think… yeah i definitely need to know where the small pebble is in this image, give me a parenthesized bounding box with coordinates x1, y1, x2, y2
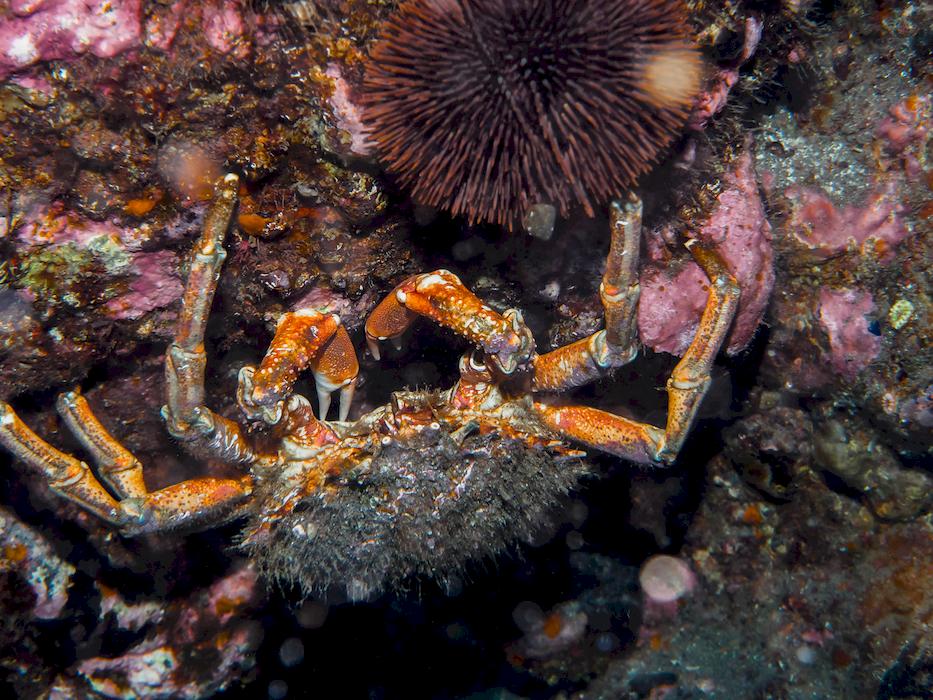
(565, 530, 584, 550)
(639, 554, 696, 604)
(523, 203, 556, 239)
(796, 645, 817, 664)
(279, 637, 305, 667)
(512, 601, 544, 633)
(296, 600, 328, 629)
(595, 632, 619, 653)
(268, 680, 288, 699)
(541, 280, 561, 301)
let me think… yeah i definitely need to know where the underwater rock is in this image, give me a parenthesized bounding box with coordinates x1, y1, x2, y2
(511, 601, 589, 661)
(578, 455, 933, 699)
(0, 0, 142, 79)
(724, 401, 814, 501)
(817, 287, 882, 380)
(75, 564, 262, 698)
(0, 506, 74, 620)
(785, 183, 909, 262)
(813, 413, 932, 521)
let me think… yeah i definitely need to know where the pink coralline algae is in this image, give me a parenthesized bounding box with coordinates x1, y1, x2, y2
(202, 0, 248, 58)
(689, 16, 762, 130)
(11, 202, 187, 320)
(10, 195, 203, 250)
(145, 0, 252, 54)
(876, 96, 930, 153)
(0, 0, 142, 79)
(785, 183, 909, 262)
(13, 200, 140, 250)
(875, 95, 930, 180)
(638, 146, 774, 356)
(326, 63, 376, 158)
(818, 288, 881, 380)
(104, 250, 184, 321)
(143, 0, 186, 51)
(689, 70, 739, 132)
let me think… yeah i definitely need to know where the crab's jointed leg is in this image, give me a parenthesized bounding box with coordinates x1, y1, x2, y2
(0, 395, 253, 535)
(600, 193, 643, 354)
(366, 270, 535, 375)
(162, 173, 262, 467)
(56, 390, 147, 499)
(0, 403, 124, 524)
(532, 194, 643, 391)
(536, 240, 740, 465)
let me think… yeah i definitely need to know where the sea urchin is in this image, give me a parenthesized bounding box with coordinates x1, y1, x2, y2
(363, 0, 702, 229)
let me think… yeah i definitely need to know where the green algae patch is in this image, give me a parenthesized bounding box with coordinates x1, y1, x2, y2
(16, 241, 129, 311)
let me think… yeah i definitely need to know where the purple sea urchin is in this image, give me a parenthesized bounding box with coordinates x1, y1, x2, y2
(363, 0, 702, 229)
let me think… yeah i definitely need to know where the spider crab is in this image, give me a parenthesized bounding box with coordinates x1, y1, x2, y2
(0, 174, 738, 597)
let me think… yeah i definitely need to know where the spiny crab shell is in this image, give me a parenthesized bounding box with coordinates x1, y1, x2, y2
(243, 377, 587, 600)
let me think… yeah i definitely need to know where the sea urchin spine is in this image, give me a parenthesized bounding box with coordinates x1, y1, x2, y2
(363, 0, 702, 229)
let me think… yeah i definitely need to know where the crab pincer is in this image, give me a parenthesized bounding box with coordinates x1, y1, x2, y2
(365, 269, 535, 376)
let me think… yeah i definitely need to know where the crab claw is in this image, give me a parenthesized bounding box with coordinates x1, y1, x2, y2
(308, 325, 359, 422)
(244, 309, 360, 422)
(495, 308, 536, 376)
(365, 270, 536, 375)
(365, 275, 419, 359)
(237, 366, 284, 425)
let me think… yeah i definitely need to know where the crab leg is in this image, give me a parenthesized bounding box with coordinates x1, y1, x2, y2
(240, 309, 359, 422)
(162, 173, 261, 466)
(56, 390, 147, 499)
(366, 270, 534, 375)
(659, 241, 740, 461)
(0, 400, 253, 534)
(600, 194, 643, 353)
(536, 241, 740, 465)
(532, 195, 642, 391)
(0, 403, 124, 524)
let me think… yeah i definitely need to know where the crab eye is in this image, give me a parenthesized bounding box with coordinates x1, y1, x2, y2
(468, 350, 487, 372)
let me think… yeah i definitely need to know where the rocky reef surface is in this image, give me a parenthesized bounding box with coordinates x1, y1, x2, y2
(0, 0, 929, 698)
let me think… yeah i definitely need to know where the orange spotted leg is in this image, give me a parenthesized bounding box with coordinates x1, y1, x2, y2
(162, 174, 264, 467)
(56, 389, 147, 498)
(536, 240, 740, 465)
(365, 270, 535, 376)
(532, 194, 644, 391)
(0, 394, 252, 535)
(0, 401, 126, 525)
